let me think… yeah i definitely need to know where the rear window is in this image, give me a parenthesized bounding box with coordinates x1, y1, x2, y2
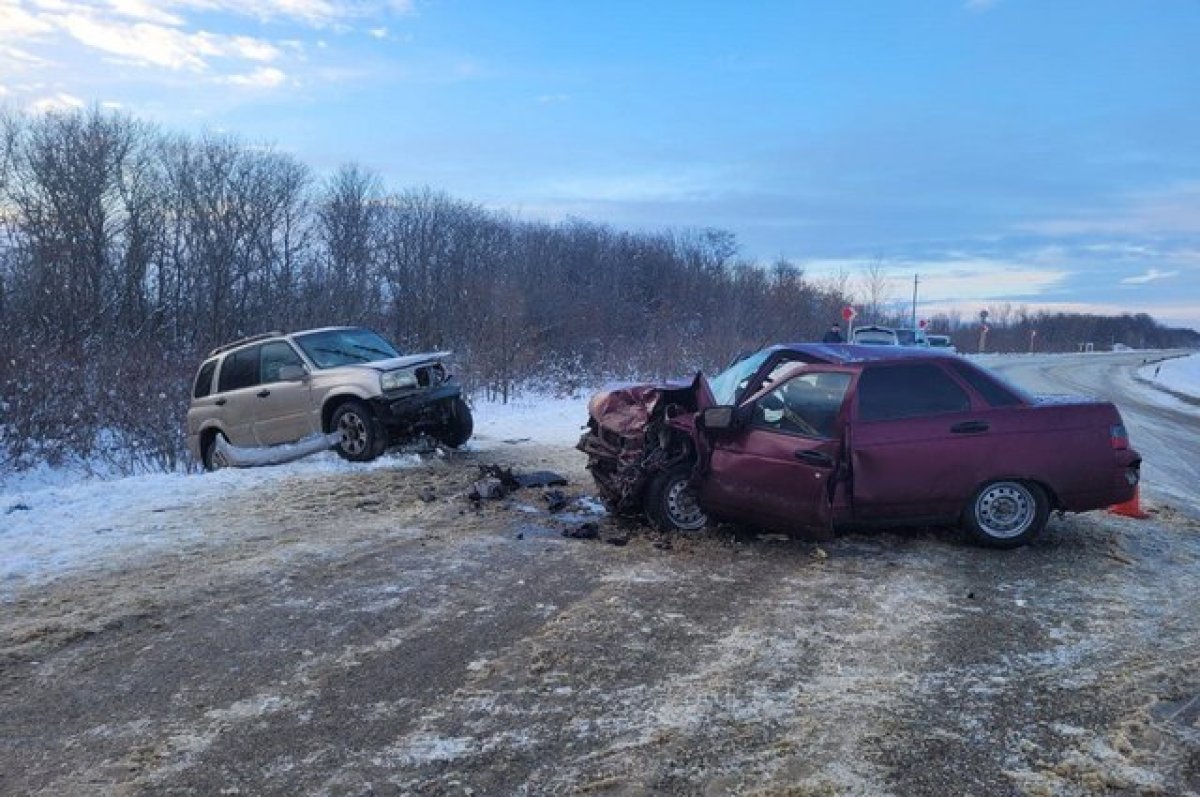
(217, 346, 261, 392)
(193, 359, 217, 399)
(857, 363, 971, 421)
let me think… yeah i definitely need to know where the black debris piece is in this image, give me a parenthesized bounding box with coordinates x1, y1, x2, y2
(605, 535, 630, 547)
(514, 470, 568, 488)
(5, 503, 32, 514)
(543, 489, 568, 513)
(478, 464, 521, 490)
(418, 486, 437, 503)
(562, 522, 600, 540)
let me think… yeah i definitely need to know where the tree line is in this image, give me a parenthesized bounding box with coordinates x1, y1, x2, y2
(0, 107, 1193, 473)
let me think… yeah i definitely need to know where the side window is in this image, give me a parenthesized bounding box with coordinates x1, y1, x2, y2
(857, 364, 971, 422)
(949, 360, 1024, 407)
(193, 359, 218, 399)
(753, 371, 852, 438)
(217, 346, 262, 393)
(260, 342, 304, 384)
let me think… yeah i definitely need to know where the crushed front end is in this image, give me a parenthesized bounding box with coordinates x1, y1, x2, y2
(577, 377, 704, 513)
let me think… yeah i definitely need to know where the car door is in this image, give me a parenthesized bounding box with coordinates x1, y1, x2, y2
(699, 370, 853, 535)
(210, 344, 264, 447)
(252, 341, 315, 446)
(848, 361, 991, 522)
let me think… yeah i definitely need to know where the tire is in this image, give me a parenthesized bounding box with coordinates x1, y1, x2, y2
(433, 396, 473, 448)
(202, 431, 231, 472)
(962, 480, 1049, 549)
(644, 463, 708, 533)
(332, 400, 385, 462)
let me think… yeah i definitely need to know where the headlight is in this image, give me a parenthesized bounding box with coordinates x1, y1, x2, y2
(381, 368, 419, 391)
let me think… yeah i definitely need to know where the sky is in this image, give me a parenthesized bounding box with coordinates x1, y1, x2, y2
(1, 0, 1198, 330)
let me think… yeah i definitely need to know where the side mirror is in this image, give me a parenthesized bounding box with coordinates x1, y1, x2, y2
(278, 364, 308, 381)
(700, 406, 735, 431)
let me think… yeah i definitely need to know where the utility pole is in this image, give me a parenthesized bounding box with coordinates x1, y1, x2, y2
(911, 273, 919, 330)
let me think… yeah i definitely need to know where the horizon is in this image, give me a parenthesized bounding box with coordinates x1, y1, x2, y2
(2, 1, 1198, 331)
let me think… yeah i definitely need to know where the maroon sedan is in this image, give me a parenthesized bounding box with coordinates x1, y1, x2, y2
(578, 344, 1141, 548)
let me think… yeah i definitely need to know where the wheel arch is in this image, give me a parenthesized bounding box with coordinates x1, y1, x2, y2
(321, 392, 374, 433)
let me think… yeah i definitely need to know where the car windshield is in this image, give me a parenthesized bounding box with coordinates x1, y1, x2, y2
(707, 349, 773, 405)
(293, 328, 400, 368)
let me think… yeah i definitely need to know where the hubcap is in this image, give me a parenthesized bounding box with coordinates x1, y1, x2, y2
(665, 476, 707, 532)
(338, 412, 368, 455)
(975, 482, 1034, 539)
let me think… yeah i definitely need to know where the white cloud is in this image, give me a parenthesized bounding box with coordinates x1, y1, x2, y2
(0, 43, 49, 65)
(367, 26, 387, 38)
(107, 0, 185, 26)
(1121, 269, 1179, 286)
(28, 91, 84, 112)
(223, 65, 287, 88)
(802, 257, 1070, 304)
(0, 2, 54, 38)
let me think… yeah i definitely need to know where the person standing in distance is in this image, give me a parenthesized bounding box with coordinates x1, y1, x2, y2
(822, 322, 844, 343)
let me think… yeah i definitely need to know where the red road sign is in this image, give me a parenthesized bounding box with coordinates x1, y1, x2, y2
(841, 306, 856, 321)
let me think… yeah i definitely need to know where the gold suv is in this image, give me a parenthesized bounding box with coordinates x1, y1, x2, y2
(186, 327, 471, 470)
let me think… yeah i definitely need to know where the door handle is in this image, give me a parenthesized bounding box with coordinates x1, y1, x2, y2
(214, 398, 227, 406)
(257, 389, 271, 398)
(794, 449, 834, 468)
(951, 420, 989, 434)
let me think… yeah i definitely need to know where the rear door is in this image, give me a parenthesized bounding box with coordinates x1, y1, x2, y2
(211, 345, 264, 446)
(699, 370, 852, 535)
(848, 361, 992, 521)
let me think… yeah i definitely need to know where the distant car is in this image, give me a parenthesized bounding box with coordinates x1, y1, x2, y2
(578, 344, 1141, 548)
(927, 334, 957, 353)
(852, 325, 899, 345)
(894, 328, 929, 347)
(187, 327, 472, 470)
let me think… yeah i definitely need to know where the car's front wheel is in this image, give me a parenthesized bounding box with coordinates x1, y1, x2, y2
(433, 396, 473, 448)
(962, 479, 1049, 548)
(644, 463, 708, 533)
(332, 400, 385, 462)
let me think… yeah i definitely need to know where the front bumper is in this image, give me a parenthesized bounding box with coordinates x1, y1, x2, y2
(372, 381, 462, 426)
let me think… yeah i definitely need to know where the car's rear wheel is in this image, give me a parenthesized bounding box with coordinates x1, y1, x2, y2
(332, 400, 385, 462)
(433, 396, 473, 448)
(644, 463, 708, 533)
(202, 431, 231, 472)
(962, 479, 1049, 548)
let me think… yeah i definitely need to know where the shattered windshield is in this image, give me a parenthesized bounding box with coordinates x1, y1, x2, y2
(293, 328, 401, 368)
(707, 349, 772, 405)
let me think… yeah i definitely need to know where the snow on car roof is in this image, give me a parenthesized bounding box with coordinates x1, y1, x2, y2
(771, 343, 956, 364)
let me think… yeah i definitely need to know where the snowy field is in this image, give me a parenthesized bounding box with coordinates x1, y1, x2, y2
(2, 352, 1197, 593)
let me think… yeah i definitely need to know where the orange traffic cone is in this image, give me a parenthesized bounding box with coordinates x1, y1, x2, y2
(1108, 485, 1149, 519)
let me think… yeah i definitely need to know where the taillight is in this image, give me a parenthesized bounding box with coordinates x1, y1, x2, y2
(1110, 423, 1129, 450)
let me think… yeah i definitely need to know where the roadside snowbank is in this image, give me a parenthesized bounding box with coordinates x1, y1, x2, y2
(1137, 351, 1200, 400)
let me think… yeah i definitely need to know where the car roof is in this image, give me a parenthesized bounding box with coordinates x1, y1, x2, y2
(769, 342, 957, 365)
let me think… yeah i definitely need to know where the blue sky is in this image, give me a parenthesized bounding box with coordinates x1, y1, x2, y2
(2, 0, 1198, 330)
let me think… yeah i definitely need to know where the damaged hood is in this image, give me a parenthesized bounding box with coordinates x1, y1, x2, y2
(587, 373, 713, 437)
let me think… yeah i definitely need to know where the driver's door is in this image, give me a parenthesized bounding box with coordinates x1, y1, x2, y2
(698, 371, 852, 535)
